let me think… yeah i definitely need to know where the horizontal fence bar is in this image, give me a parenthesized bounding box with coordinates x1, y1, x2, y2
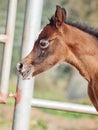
(0, 34, 7, 43)
(31, 98, 98, 115)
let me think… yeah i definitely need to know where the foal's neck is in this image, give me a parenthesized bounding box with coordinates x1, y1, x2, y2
(63, 24, 98, 82)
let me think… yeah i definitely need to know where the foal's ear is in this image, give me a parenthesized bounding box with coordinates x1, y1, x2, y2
(54, 6, 67, 28)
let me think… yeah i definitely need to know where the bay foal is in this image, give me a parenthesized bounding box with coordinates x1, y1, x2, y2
(17, 6, 98, 111)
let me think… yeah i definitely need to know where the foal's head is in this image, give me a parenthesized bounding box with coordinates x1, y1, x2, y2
(17, 6, 68, 79)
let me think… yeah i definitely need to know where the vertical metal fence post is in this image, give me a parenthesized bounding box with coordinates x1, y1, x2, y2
(0, 0, 17, 102)
(12, 0, 43, 130)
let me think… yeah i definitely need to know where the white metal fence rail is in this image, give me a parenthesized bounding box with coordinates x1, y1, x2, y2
(31, 98, 97, 115)
(12, 0, 44, 130)
(0, 0, 17, 103)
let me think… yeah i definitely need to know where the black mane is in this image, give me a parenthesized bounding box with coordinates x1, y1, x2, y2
(49, 16, 98, 38)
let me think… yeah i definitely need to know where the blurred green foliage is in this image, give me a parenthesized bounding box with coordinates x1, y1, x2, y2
(42, 108, 98, 119)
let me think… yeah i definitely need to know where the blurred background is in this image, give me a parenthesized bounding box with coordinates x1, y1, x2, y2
(0, 0, 98, 130)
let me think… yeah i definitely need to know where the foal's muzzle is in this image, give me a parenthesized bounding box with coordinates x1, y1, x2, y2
(17, 63, 34, 80)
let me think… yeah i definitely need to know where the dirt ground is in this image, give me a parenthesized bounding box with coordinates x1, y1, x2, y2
(0, 105, 98, 130)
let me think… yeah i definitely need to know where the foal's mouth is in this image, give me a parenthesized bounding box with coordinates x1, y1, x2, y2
(21, 67, 33, 80)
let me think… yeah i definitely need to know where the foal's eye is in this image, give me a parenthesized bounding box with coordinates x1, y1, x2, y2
(39, 40, 49, 49)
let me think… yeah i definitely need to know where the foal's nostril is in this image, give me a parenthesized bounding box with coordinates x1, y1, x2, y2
(19, 63, 23, 69)
(17, 63, 23, 71)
